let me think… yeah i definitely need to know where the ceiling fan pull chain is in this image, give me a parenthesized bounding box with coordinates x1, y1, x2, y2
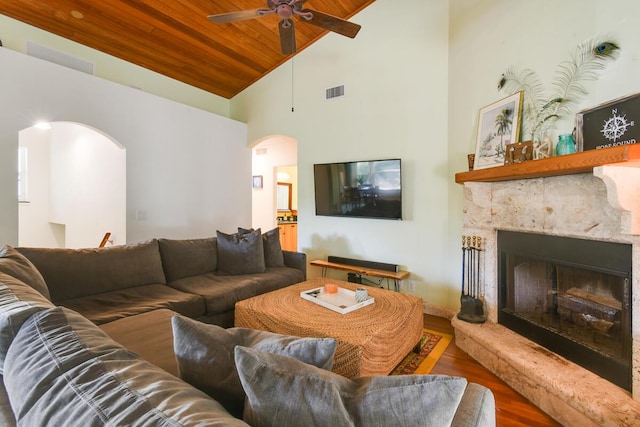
(291, 58, 295, 113)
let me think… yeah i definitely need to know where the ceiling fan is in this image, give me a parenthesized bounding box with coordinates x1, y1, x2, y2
(207, 0, 361, 55)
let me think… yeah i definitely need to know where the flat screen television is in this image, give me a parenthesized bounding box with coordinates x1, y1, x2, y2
(313, 158, 402, 220)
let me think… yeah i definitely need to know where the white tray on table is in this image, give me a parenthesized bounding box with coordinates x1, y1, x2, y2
(300, 286, 374, 314)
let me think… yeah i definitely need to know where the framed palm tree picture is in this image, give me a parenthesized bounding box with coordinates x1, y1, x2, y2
(473, 92, 523, 170)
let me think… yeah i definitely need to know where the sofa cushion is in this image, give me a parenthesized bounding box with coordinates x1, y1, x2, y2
(4, 307, 249, 426)
(59, 284, 206, 325)
(0, 272, 54, 374)
(168, 267, 304, 316)
(0, 245, 50, 300)
(158, 237, 217, 282)
(172, 315, 337, 418)
(238, 227, 285, 267)
(235, 346, 468, 427)
(216, 230, 265, 275)
(99, 309, 179, 376)
(17, 239, 167, 302)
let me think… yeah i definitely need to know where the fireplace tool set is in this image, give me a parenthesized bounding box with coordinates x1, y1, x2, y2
(457, 235, 486, 323)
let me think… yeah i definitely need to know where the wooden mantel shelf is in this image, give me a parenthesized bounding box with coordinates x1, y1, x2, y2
(455, 145, 640, 184)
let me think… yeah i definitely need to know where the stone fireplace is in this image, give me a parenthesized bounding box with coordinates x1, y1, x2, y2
(453, 157, 640, 426)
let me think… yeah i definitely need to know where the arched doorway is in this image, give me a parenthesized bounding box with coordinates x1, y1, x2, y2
(18, 122, 126, 249)
(251, 135, 297, 250)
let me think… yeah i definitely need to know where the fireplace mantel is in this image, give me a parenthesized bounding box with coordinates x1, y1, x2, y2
(455, 145, 640, 183)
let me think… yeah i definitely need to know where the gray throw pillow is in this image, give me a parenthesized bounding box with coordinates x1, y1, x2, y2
(216, 229, 265, 275)
(172, 315, 337, 418)
(235, 346, 468, 427)
(238, 227, 285, 267)
(0, 245, 50, 300)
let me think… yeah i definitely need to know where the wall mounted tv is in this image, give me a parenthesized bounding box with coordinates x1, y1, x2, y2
(313, 158, 402, 220)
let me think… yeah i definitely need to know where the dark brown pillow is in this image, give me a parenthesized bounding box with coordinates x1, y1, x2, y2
(238, 227, 285, 268)
(262, 227, 285, 267)
(216, 229, 265, 275)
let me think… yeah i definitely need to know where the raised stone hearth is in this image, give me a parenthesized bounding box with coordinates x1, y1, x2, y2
(456, 163, 640, 426)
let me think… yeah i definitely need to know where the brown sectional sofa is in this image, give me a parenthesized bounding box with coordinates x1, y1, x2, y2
(0, 237, 496, 426)
(17, 236, 306, 327)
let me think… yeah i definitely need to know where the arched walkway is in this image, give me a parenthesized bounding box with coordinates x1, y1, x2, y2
(18, 122, 126, 248)
(251, 135, 298, 247)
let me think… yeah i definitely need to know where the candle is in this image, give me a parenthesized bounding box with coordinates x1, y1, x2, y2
(324, 283, 338, 294)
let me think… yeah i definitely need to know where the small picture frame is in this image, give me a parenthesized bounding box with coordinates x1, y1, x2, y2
(252, 175, 263, 189)
(473, 92, 523, 170)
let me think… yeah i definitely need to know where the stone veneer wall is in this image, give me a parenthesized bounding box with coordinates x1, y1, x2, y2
(456, 170, 640, 426)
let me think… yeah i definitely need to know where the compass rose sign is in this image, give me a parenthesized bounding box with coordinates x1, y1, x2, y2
(576, 92, 640, 151)
(601, 109, 635, 141)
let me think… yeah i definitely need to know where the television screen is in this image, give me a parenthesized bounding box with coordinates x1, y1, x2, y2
(314, 159, 402, 220)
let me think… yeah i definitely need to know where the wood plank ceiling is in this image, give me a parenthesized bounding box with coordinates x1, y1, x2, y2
(0, 0, 374, 99)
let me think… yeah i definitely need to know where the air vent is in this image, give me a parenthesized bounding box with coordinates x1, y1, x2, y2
(326, 85, 345, 100)
(27, 41, 95, 75)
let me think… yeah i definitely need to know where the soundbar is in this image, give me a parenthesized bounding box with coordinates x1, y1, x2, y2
(327, 256, 398, 273)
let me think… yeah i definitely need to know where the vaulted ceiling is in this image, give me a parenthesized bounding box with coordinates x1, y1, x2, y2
(0, 0, 374, 99)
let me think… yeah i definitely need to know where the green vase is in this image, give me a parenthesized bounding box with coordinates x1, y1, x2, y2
(556, 134, 576, 155)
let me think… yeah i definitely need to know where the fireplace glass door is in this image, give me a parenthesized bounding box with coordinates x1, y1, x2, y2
(498, 230, 631, 390)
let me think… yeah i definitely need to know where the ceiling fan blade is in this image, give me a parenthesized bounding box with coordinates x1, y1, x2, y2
(302, 9, 361, 38)
(208, 8, 262, 24)
(279, 19, 297, 54)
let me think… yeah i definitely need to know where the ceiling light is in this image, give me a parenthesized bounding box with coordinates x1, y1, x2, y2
(34, 121, 52, 130)
(70, 10, 84, 19)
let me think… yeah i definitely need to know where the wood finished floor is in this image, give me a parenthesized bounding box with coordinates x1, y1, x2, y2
(424, 314, 561, 427)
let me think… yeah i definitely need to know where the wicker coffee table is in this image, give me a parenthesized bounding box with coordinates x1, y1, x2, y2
(234, 278, 423, 378)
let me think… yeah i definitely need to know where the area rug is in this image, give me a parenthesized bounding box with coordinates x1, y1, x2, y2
(390, 328, 453, 375)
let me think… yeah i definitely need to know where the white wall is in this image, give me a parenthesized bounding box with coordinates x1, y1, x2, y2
(18, 127, 56, 247)
(50, 123, 126, 248)
(233, 0, 453, 307)
(0, 48, 249, 246)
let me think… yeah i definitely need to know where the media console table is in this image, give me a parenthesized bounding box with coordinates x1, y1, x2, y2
(310, 259, 410, 291)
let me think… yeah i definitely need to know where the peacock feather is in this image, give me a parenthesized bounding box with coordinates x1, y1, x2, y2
(498, 36, 620, 145)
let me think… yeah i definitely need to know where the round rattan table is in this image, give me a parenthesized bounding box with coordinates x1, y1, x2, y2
(234, 278, 423, 378)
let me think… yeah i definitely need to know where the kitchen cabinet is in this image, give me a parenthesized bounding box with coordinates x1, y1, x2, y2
(278, 223, 297, 251)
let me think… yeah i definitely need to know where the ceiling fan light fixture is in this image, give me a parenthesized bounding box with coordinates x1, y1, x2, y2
(276, 5, 293, 19)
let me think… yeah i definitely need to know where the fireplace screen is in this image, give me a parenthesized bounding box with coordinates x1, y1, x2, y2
(498, 231, 631, 390)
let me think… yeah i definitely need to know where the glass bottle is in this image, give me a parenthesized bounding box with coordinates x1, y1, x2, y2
(556, 133, 576, 155)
